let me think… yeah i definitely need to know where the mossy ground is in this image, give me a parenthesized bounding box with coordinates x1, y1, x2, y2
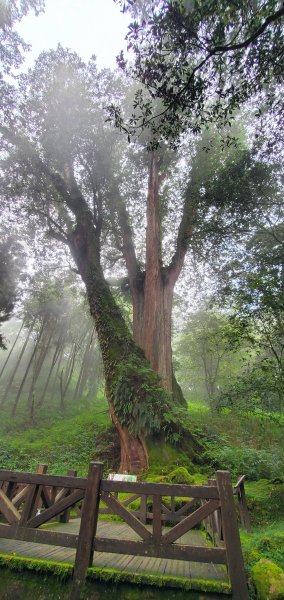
(0, 565, 228, 600)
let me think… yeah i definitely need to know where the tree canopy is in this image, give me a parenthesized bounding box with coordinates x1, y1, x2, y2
(0, 0, 44, 74)
(112, 0, 284, 145)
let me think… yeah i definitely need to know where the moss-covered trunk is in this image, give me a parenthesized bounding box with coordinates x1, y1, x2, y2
(84, 269, 150, 473)
(69, 220, 170, 473)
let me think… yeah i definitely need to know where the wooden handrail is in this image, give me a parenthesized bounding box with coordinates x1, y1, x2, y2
(234, 474, 246, 491)
(0, 470, 87, 489)
(101, 479, 219, 498)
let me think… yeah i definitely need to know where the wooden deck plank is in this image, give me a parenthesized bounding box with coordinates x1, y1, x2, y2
(0, 519, 229, 585)
(118, 554, 143, 570)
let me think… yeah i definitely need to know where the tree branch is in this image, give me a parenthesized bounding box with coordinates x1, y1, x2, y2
(0, 125, 90, 220)
(210, 6, 284, 53)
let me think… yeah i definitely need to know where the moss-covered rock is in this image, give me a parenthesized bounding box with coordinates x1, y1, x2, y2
(147, 440, 200, 477)
(166, 466, 195, 485)
(252, 558, 284, 599)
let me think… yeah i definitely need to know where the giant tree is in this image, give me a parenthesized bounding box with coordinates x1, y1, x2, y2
(0, 48, 180, 472)
(111, 124, 279, 398)
(109, 0, 284, 396)
(1, 44, 279, 471)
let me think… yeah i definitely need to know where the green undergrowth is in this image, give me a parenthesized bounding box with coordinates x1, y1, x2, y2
(0, 553, 231, 594)
(186, 401, 284, 481)
(241, 521, 284, 572)
(241, 521, 284, 598)
(0, 392, 112, 476)
(245, 480, 284, 526)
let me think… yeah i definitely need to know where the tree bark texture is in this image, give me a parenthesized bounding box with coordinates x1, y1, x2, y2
(128, 155, 178, 396)
(69, 218, 150, 474)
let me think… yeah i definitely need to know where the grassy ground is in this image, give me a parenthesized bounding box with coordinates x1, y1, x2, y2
(0, 389, 112, 476)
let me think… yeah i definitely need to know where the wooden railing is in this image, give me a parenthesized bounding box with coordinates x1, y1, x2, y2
(0, 463, 249, 600)
(234, 475, 251, 532)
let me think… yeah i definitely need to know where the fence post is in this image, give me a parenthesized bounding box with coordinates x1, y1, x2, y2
(140, 494, 147, 524)
(19, 463, 48, 525)
(207, 478, 218, 545)
(238, 481, 251, 532)
(216, 470, 249, 600)
(70, 461, 103, 600)
(59, 469, 77, 523)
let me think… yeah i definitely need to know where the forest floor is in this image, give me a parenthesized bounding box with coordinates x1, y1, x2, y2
(0, 393, 283, 597)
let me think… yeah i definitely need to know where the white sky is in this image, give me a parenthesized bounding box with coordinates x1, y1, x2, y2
(16, 0, 130, 70)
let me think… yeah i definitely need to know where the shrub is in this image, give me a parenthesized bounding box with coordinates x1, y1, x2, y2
(204, 444, 283, 480)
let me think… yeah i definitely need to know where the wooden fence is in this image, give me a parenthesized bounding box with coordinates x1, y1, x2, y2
(0, 462, 249, 600)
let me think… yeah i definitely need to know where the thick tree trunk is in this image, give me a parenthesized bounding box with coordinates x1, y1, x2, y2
(143, 277, 174, 392)
(114, 156, 186, 404)
(108, 397, 148, 473)
(69, 222, 150, 474)
(133, 154, 178, 396)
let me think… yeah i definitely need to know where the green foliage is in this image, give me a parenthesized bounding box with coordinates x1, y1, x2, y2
(112, 355, 173, 437)
(114, 1, 283, 146)
(256, 535, 284, 571)
(176, 309, 250, 404)
(216, 362, 284, 414)
(203, 444, 283, 480)
(242, 521, 284, 572)
(245, 480, 284, 526)
(214, 220, 284, 414)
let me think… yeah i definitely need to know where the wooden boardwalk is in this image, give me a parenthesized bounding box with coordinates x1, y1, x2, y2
(0, 518, 228, 584)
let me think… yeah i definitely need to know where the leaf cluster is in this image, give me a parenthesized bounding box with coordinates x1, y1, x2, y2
(114, 0, 284, 145)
